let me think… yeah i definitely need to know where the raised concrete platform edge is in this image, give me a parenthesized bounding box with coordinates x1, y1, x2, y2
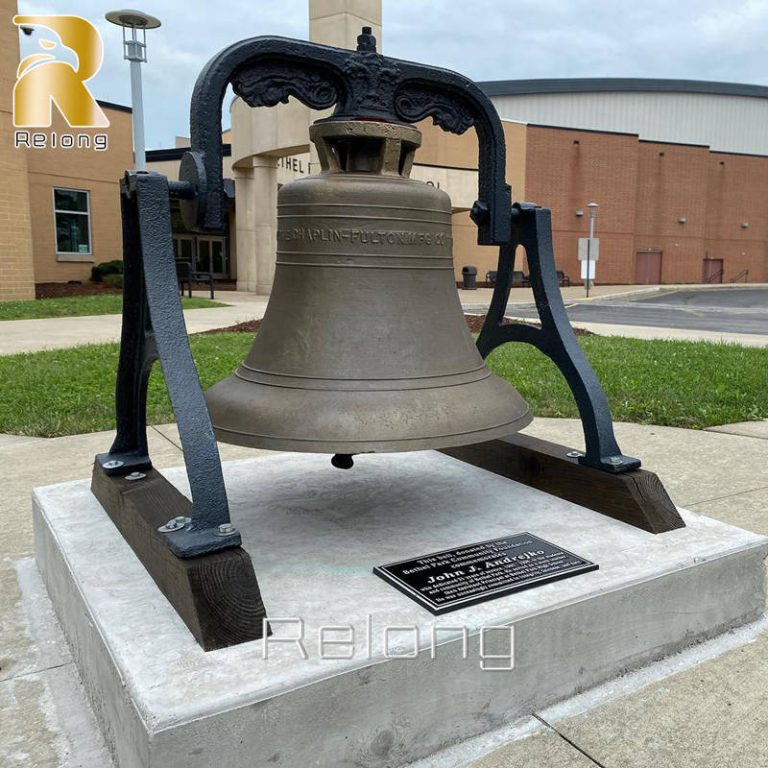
(33, 452, 768, 768)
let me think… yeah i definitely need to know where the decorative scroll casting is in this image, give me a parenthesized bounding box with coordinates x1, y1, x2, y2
(342, 53, 401, 114)
(395, 85, 475, 135)
(184, 32, 511, 244)
(232, 59, 341, 110)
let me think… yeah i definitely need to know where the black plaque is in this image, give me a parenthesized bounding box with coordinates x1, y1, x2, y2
(374, 533, 598, 614)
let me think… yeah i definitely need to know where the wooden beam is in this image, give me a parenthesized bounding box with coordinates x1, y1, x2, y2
(440, 434, 684, 534)
(91, 464, 268, 651)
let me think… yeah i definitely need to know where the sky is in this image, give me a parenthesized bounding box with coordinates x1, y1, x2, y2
(15, 0, 768, 149)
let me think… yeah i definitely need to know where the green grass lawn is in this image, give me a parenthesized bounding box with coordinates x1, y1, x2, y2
(0, 333, 766, 437)
(0, 293, 227, 321)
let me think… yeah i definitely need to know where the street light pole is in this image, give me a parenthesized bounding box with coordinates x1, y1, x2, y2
(106, 10, 162, 171)
(586, 201, 598, 298)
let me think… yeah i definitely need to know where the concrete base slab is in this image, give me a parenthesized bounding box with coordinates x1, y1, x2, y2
(33, 452, 768, 768)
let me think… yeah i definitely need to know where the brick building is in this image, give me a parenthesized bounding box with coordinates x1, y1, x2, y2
(159, 67, 767, 293)
(517, 124, 768, 286)
(2, 0, 768, 300)
(477, 78, 768, 286)
(0, 0, 35, 300)
(0, 0, 132, 302)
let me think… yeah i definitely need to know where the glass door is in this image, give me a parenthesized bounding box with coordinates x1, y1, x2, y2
(196, 236, 229, 278)
(173, 235, 195, 266)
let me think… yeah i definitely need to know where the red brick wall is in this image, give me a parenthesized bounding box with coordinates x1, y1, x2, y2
(634, 141, 709, 284)
(524, 126, 639, 285)
(704, 153, 768, 283)
(524, 125, 768, 284)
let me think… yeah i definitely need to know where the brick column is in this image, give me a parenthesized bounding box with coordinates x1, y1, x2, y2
(0, 3, 35, 301)
(233, 156, 278, 295)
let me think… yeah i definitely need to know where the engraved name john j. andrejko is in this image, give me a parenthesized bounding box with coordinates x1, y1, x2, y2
(426, 550, 547, 584)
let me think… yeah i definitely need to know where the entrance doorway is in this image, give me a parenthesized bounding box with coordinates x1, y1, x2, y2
(173, 235, 195, 265)
(702, 258, 724, 284)
(172, 235, 230, 279)
(196, 237, 228, 277)
(635, 250, 662, 284)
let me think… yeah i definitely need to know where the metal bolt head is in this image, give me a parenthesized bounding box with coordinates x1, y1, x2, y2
(566, 451, 584, 459)
(158, 516, 191, 533)
(216, 523, 238, 536)
(607, 456, 623, 466)
(126, 472, 146, 481)
(103, 460, 124, 469)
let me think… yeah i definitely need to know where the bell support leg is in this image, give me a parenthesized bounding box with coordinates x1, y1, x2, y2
(443, 203, 684, 533)
(91, 171, 268, 650)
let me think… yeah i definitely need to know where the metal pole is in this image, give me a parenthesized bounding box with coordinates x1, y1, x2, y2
(106, 12, 161, 171)
(586, 202, 598, 298)
(129, 57, 146, 170)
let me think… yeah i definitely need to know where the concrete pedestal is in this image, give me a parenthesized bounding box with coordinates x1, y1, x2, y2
(34, 452, 767, 768)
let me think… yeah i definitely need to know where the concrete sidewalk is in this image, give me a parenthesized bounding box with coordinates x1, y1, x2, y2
(4, 283, 766, 357)
(1, 286, 631, 357)
(0, 291, 270, 356)
(467, 284, 768, 347)
(508, 316, 768, 347)
(1, 417, 767, 767)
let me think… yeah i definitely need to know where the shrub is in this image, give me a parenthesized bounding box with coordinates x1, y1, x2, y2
(91, 260, 124, 283)
(103, 273, 123, 289)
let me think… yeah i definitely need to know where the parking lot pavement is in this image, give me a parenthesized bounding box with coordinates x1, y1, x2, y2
(503, 286, 768, 338)
(637, 287, 768, 309)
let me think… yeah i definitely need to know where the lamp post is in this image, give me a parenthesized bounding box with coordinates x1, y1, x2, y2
(105, 9, 161, 171)
(585, 201, 598, 297)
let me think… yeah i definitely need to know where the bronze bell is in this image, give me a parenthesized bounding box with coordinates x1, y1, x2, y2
(205, 119, 532, 455)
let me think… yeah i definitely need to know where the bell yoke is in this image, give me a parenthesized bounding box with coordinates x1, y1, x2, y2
(90, 27, 680, 651)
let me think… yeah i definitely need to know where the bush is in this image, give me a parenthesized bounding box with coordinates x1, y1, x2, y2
(91, 260, 123, 283)
(103, 273, 123, 289)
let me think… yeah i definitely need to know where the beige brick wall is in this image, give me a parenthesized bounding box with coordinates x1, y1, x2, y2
(0, 2, 133, 297)
(419, 119, 528, 282)
(25, 106, 133, 284)
(0, 0, 35, 300)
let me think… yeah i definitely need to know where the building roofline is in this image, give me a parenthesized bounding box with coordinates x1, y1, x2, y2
(146, 144, 232, 162)
(527, 122, 638, 138)
(478, 78, 768, 100)
(521, 122, 768, 156)
(96, 99, 132, 113)
(638, 137, 711, 149)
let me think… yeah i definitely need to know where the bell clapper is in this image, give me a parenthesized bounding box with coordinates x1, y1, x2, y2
(331, 454, 355, 470)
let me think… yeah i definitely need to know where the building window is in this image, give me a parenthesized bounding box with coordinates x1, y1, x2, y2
(53, 188, 92, 259)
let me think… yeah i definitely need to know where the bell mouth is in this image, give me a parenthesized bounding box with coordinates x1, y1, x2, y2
(205, 371, 532, 454)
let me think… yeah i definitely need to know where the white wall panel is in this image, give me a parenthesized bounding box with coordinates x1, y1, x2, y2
(490, 92, 768, 154)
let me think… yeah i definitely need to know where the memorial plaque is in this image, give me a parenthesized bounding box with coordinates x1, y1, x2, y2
(374, 533, 597, 614)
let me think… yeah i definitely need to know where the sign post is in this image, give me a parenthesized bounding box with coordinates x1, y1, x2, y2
(578, 236, 599, 290)
(583, 202, 599, 296)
